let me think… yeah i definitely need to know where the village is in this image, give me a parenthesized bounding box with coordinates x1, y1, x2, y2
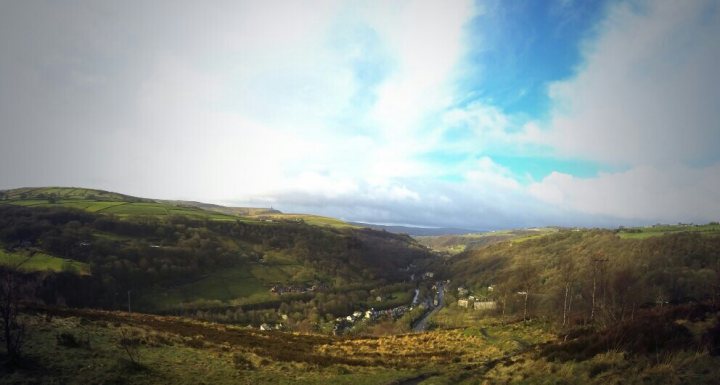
(258, 272, 443, 334)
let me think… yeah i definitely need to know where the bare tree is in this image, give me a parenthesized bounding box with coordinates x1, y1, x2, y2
(0, 266, 26, 362)
(509, 255, 540, 322)
(558, 254, 577, 327)
(589, 255, 608, 323)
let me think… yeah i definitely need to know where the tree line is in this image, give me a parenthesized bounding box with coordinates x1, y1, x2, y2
(443, 229, 720, 327)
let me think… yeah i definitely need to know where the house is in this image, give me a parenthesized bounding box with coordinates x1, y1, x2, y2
(474, 301, 497, 311)
(424, 271, 435, 278)
(458, 299, 470, 308)
(259, 323, 272, 331)
(457, 287, 469, 297)
(352, 311, 363, 318)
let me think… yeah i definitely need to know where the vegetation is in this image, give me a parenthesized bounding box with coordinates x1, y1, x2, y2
(0, 307, 550, 384)
(3, 187, 720, 383)
(0, 187, 434, 323)
(0, 249, 89, 275)
(417, 228, 558, 254)
(440, 228, 720, 327)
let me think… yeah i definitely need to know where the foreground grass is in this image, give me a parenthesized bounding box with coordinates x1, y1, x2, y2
(5, 303, 720, 385)
(1, 307, 549, 385)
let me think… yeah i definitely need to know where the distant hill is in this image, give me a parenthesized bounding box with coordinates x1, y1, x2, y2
(0, 186, 436, 319)
(437, 225, 720, 325)
(160, 200, 282, 216)
(349, 222, 479, 236)
(417, 228, 559, 254)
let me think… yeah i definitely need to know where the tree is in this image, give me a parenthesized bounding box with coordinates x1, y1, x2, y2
(508, 255, 541, 321)
(558, 253, 577, 327)
(0, 266, 26, 362)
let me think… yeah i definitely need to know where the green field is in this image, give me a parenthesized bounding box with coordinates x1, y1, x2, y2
(138, 252, 323, 311)
(253, 213, 358, 228)
(2, 199, 242, 221)
(2, 187, 140, 202)
(138, 267, 271, 311)
(0, 249, 89, 275)
(616, 223, 720, 239)
(1, 187, 345, 224)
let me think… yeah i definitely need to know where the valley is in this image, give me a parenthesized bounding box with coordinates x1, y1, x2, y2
(2, 187, 720, 384)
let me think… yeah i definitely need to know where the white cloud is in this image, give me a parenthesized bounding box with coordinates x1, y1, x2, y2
(529, 163, 720, 223)
(2, 0, 717, 228)
(542, 0, 720, 166)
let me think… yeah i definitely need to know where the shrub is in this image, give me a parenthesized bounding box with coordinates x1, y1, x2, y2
(56, 331, 90, 348)
(233, 353, 255, 370)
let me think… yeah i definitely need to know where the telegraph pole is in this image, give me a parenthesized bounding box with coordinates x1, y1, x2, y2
(127, 290, 132, 313)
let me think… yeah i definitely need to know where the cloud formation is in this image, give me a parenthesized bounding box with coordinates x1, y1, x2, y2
(0, 0, 718, 229)
(526, 0, 720, 224)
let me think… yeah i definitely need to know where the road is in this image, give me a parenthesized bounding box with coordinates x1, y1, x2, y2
(412, 282, 444, 332)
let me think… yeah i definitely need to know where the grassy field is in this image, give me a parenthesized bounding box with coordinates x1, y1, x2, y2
(0, 187, 361, 226)
(3, 307, 555, 385)
(2, 187, 141, 202)
(0, 249, 89, 275)
(6, 302, 720, 384)
(2, 199, 242, 221)
(251, 213, 358, 229)
(616, 223, 720, 239)
(138, 251, 323, 311)
(138, 267, 272, 311)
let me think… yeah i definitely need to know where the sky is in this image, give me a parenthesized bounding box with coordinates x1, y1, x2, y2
(1, 0, 719, 230)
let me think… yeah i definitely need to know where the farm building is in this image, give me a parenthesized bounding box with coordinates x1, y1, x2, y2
(458, 299, 470, 308)
(474, 301, 497, 311)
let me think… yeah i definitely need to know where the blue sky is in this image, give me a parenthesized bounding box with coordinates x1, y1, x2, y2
(1, 0, 719, 229)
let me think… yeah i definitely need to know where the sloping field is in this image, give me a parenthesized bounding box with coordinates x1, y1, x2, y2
(0, 249, 89, 274)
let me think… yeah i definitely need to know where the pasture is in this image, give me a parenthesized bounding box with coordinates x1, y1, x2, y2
(616, 223, 720, 239)
(0, 249, 90, 275)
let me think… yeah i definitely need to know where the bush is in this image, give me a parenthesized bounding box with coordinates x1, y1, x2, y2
(56, 332, 90, 348)
(233, 353, 255, 370)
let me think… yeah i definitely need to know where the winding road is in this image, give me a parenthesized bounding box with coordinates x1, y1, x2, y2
(412, 282, 444, 332)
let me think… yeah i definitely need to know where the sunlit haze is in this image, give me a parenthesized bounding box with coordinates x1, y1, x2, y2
(1, 0, 719, 229)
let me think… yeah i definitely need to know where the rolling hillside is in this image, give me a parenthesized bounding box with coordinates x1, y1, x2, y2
(437, 225, 720, 326)
(416, 228, 559, 254)
(4, 187, 720, 384)
(0, 187, 435, 320)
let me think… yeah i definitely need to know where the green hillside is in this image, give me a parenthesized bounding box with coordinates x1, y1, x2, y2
(0, 187, 360, 229)
(0, 187, 435, 321)
(0, 249, 89, 275)
(439, 227, 720, 326)
(416, 228, 558, 254)
(0, 187, 253, 221)
(4, 187, 720, 384)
